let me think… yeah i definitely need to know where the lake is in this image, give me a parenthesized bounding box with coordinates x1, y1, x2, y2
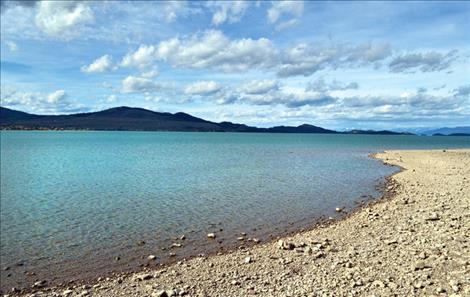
(1, 131, 469, 290)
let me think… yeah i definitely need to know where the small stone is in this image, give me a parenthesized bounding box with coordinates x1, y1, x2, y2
(178, 290, 187, 296)
(277, 240, 295, 250)
(427, 212, 440, 221)
(154, 290, 168, 297)
(237, 237, 245, 241)
(414, 282, 424, 289)
(354, 280, 363, 287)
(207, 233, 216, 239)
(63, 289, 74, 295)
(33, 280, 47, 288)
(313, 251, 325, 259)
(384, 239, 398, 245)
(166, 289, 176, 296)
(244, 256, 252, 264)
(414, 260, 432, 270)
(450, 280, 460, 292)
(436, 287, 446, 293)
(79, 290, 90, 296)
(231, 280, 240, 286)
(134, 273, 153, 281)
(335, 207, 343, 213)
(172, 243, 182, 248)
(148, 255, 157, 260)
(180, 235, 186, 240)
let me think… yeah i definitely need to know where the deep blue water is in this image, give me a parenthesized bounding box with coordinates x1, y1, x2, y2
(1, 131, 469, 289)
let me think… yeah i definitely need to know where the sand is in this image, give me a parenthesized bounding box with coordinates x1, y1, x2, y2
(11, 149, 470, 297)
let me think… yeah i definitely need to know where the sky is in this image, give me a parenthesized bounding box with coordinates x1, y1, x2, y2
(1, 0, 469, 130)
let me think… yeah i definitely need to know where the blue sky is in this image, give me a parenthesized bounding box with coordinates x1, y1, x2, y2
(1, 1, 469, 130)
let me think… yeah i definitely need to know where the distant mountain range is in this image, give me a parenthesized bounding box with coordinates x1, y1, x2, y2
(0, 106, 420, 135)
(420, 126, 470, 136)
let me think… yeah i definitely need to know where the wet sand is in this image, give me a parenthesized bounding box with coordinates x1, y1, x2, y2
(9, 149, 470, 296)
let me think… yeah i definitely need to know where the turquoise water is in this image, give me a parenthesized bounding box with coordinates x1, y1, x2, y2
(1, 131, 469, 290)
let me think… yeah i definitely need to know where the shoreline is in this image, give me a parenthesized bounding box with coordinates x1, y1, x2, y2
(0, 153, 389, 295)
(6, 149, 470, 296)
(0, 171, 389, 295)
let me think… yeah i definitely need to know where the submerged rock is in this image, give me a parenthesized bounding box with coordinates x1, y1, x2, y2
(207, 233, 216, 239)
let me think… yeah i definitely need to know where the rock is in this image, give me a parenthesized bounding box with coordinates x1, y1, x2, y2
(244, 256, 252, 264)
(277, 240, 295, 250)
(231, 280, 240, 286)
(335, 207, 343, 213)
(33, 280, 47, 288)
(304, 246, 313, 254)
(79, 291, 90, 296)
(148, 255, 157, 260)
(63, 289, 73, 295)
(166, 289, 176, 296)
(450, 280, 460, 292)
(237, 237, 245, 241)
(414, 282, 424, 289)
(133, 273, 153, 281)
(180, 235, 186, 240)
(178, 289, 187, 296)
(172, 243, 182, 248)
(153, 290, 168, 297)
(384, 239, 398, 245)
(426, 212, 440, 221)
(414, 260, 432, 270)
(137, 240, 146, 246)
(207, 233, 216, 239)
(313, 251, 325, 259)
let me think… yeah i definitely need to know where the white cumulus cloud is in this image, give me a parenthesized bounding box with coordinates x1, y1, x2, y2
(35, 1, 94, 38)
(207, 1, 249, 25)
(184, 81, 222, 95)
(120, 45, 157, 69)
(81, 55, 113, 73)
(239, 80, 279, 94)
(267, 1, 303, 31)
(46, 89, 67, 103)
(155, 30, 279, 72)
(122, 76, 161, 93)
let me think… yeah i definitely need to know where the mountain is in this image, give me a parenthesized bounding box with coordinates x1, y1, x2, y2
(421, 126, 470, 136)
(0, 106, 411, 135)
(0, 106, 223, 132)
(433, 133, 470, 137)
(346, 129, 414, 135)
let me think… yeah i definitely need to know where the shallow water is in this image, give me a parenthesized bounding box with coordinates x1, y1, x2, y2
(1, 131, 469, 290)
